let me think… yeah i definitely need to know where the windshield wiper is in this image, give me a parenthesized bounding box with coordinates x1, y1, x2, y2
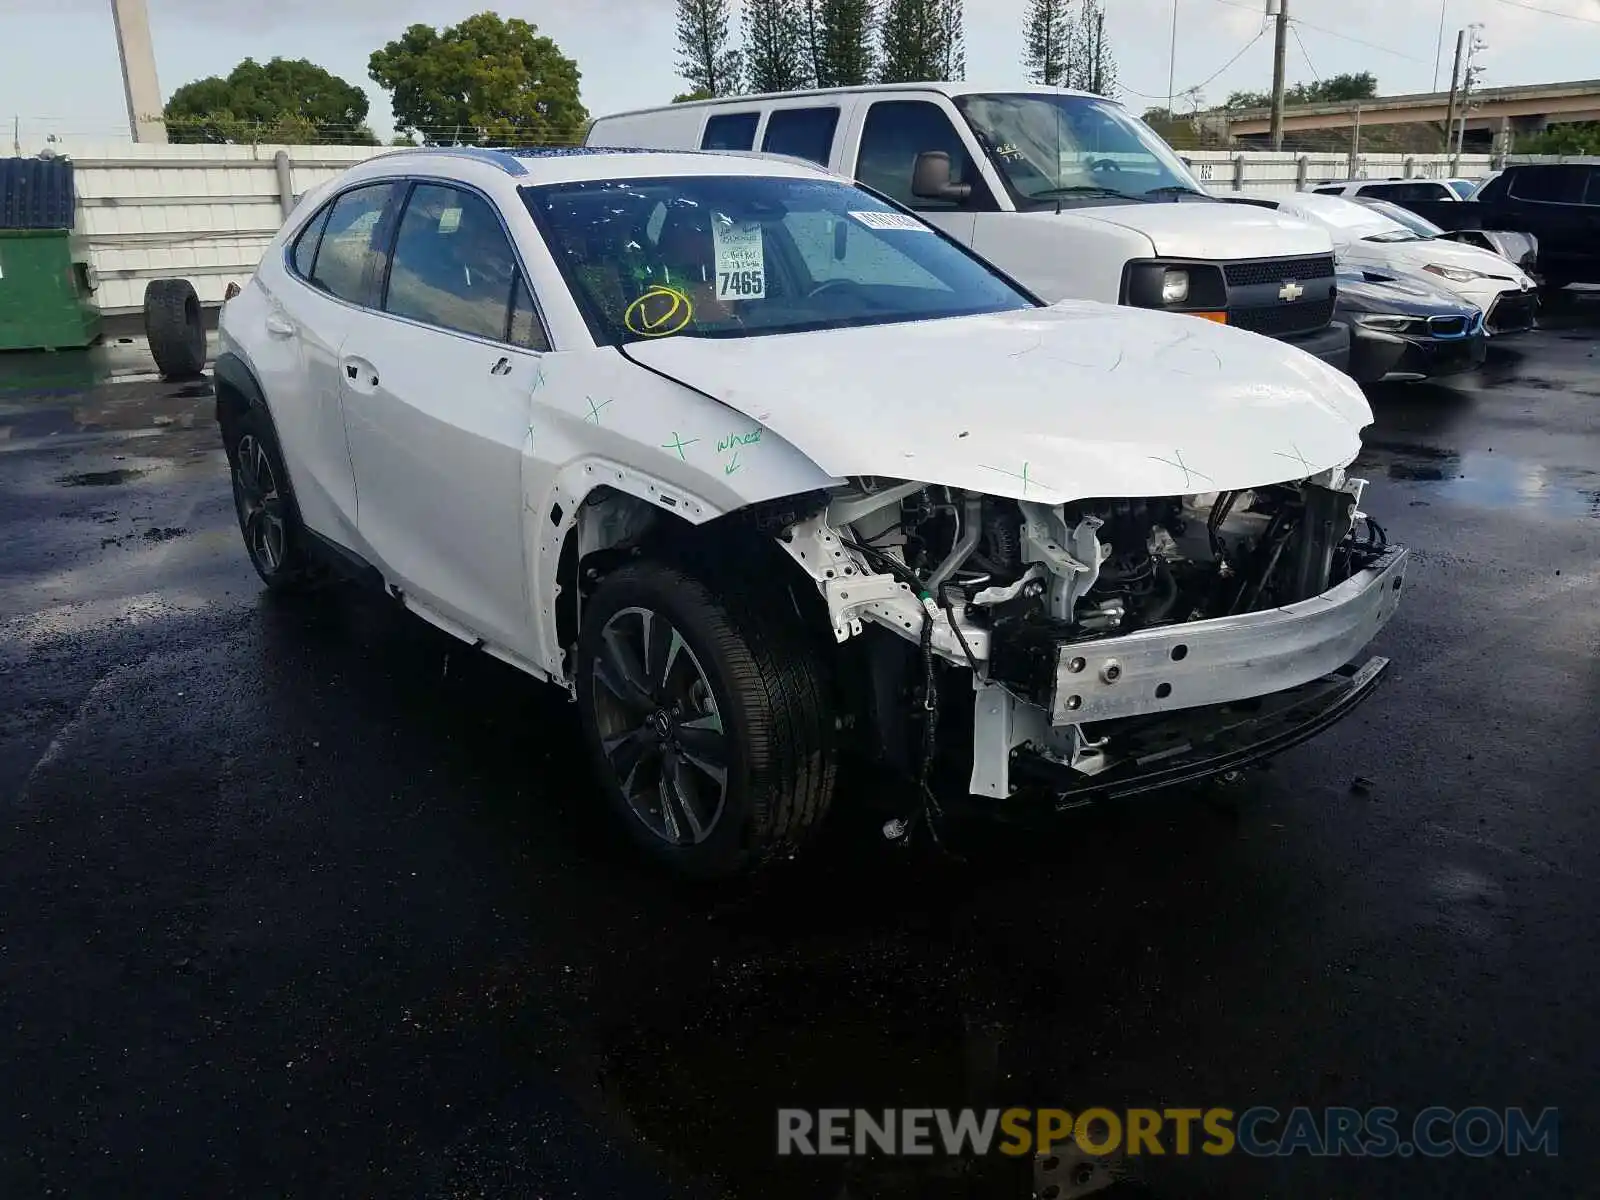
(1026, 185, 1150, 203)
(1142, 184, 1208, 197)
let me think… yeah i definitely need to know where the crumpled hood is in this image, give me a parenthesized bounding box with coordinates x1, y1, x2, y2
(626, 302, 1372, 504)
(1351, 236, 1532, 285)
(1061, 200, 1334, 260)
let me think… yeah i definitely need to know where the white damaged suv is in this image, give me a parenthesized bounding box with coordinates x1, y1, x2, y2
(216, 147, 1407, 877)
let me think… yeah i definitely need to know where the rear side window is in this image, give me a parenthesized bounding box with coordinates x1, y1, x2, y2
(291, 205, 332, 278)
(308, 184, 396, 305)
(702, 112, 760, 151)
(385, 183, 542, 346)
(1507, 166, 1586, 203)
(762, 107, 840, 166)
(1313, 185, 1344, 195)
(1360, 182, 1453, 202)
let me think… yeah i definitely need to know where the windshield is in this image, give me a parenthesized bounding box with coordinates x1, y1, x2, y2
(1284, 197, 1424, 245)
(522, 175, 1034, 346)
(1361, 199, 1444, 239)
(952, 92, 1208, 207)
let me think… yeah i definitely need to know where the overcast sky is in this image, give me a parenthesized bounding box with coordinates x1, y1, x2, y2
(3, 0, 1599, 146)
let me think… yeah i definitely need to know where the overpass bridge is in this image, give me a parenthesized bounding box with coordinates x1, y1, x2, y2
(1225, 78, 1600, 146)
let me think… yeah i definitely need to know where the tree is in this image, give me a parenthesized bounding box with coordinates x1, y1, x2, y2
(1518, 120, 1600, 155)
(1071, 0, 1116, 97)
(673, 88, 715, 103)
(743, 0, 809, 93)
(879, 0, 964, 82)
(163, 57, 376, 144)
(676, 0, 742, 97)
(369, 13, 586, 147)
(815, 0, 878, 87)
(1022, 0, 1070, 87)
(1225, 73, 1376, 112)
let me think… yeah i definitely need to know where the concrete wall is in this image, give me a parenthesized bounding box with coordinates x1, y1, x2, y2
(1178, 150, 1499, 195)
(23, 141, 1509, 316)
(59, 142, 401, 315)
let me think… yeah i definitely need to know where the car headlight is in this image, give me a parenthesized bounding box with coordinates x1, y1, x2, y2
(1161, 269, 1189, 305)
(1351, 313, 1417, 332)
(1422, 263, 1485, 283)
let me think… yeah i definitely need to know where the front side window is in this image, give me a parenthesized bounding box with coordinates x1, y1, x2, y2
(385, 183, 535, 345)
(855, 100, 992, 210)
(308, 183, 397, 305)
(1508, 166, 1586, 204)
(1584, 170, 1600, 206)
(1447, 179, 1477, 199)
(522, 174, 1032, 346)
(954, 93, 1209, 208)
(702, 112, 760, 151)
(762, 106, 840, 166)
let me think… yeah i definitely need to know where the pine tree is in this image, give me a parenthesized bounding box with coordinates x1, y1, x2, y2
(802, 0, 825, 87)
(1022, 0, 1070, 87)
(1071, 0, 1118, 97)
(743, 0, 808, 93)
(675, 0, 742, 97)
(818, 0, 878, 87)
(879, 0, 963, 83)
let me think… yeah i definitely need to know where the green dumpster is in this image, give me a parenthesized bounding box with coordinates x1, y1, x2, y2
(0, 228, 102, 351)
(1, 156, 101, 351)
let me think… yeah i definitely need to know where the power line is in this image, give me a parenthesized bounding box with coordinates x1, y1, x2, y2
(1289, 15, 1432, 63)
(1123, 27, 1269, 102)
(1492, 0, 1600, 23)
(1289, 22, 1320, 81)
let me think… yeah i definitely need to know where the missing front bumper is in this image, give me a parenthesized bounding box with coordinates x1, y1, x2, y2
(1011, 655, 1390, 803)
(1046, 546, 1408, 725)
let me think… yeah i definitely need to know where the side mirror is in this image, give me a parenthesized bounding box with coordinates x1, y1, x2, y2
(912, 151, 971, 202)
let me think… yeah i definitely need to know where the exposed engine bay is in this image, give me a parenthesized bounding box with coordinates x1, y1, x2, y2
(832, 472, 1387, 646)
(770, 470, 1402, 805)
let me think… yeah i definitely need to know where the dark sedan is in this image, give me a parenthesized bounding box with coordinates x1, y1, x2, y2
(1336, 266, 1488, 384)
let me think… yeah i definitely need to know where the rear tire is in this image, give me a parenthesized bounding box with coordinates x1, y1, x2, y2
(144, 278, 207, 379)
(225, 406, 310, 592)
(576, 560, 837, 878)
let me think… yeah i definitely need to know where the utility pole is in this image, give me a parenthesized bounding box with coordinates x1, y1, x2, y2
(1450, 24, 1486, 173)
(1433, 0, 1448, 91)
(110, 0, 167, 143)
(1269, 0, 1289, 151)
(1442, 28, 1464, 155)
(1167, 0, 1179, 120)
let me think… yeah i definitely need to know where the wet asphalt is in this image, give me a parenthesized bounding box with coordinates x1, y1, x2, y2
(1, 301, 1597, 1200)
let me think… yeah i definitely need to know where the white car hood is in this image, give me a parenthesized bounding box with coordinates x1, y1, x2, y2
(626, 303, 1372, 505)
(1059, 201, 1333, 260)
(1382, 237, 1528, 280)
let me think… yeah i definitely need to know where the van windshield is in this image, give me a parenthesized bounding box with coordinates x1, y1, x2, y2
(954, 92, 1210, 208)
(522, 175, 1035, 346)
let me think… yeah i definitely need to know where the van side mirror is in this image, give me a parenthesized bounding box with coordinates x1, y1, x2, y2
(912, 151, 971, 202)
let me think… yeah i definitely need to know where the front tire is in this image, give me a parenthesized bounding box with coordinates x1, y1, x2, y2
(226, 407, 310, 592)
(576, 561, 836, 878)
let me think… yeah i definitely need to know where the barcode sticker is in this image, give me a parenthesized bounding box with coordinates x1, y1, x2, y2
(848, 210, 930, 231)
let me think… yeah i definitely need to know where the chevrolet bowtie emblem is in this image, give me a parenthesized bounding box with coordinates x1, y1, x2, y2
(1279, 280, 1304, 302)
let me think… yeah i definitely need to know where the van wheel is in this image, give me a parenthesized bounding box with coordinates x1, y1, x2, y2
(576, 561, 837, 878)
(226, 407, 310, 592)
(143, 278, 207, 379)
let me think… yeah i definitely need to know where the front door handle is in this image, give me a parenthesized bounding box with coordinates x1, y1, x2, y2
(265, 312, 296, 338)
(490, 356, 511, 376)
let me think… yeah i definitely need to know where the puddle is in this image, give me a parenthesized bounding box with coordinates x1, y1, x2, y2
(1357, 443, 1600, 518)
(56, 468, 152, 488)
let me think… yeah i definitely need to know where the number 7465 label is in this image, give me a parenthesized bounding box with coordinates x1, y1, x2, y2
(712, 218, 766, 301)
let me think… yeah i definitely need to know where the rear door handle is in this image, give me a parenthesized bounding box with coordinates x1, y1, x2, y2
(341, 356, 379, 391)
(265, 312, 296, 337)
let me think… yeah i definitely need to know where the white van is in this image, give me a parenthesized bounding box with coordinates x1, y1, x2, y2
(587, 83, 1351, 369)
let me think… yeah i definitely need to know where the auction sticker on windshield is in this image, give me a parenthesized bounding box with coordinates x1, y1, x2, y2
(849, 211, 929, 232)
(713, 217, 766, 300)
